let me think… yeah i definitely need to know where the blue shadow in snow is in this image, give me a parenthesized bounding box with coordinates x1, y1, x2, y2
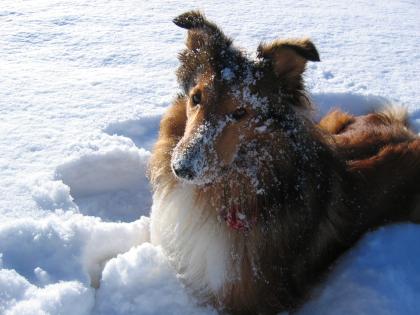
(104, 114, 162, 151)
(311, 92, 391, 120)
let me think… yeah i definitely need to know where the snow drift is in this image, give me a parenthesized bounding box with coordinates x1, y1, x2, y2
(1, 0, 420, 314)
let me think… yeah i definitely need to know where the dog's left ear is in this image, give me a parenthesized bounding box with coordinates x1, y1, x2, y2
(257, 38, 320, 86)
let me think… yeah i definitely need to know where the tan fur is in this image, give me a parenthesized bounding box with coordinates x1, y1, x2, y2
(318, 109, 355, 134)
(148, 96, 186, 190)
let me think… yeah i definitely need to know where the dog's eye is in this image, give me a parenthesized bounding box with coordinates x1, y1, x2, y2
(231, 108, 247, 121)
(191, 92, 201, 106)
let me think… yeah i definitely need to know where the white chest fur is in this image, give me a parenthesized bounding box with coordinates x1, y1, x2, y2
(150, 184, 244, 298)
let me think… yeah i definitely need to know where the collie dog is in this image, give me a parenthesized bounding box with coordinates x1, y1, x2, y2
(149, 11, 420, 314)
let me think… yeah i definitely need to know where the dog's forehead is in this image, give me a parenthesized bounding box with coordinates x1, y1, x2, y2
(192, 66, 234, 89)
(177, 44, 257, 92)
(215, 61, 258, 86)
(182, 53, 271, 113)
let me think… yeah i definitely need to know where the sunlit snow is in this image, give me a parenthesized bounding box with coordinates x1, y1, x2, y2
(1, 1, 419, 314)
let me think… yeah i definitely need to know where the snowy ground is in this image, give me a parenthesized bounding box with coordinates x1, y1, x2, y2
(1, 1, 419, 314)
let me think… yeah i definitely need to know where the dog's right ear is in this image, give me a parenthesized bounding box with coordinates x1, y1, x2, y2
(173, 11, 233, 92)
(173, 11, 231, 52)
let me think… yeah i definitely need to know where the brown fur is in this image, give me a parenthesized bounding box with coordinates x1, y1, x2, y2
(322, 108, 416, 160)
(319, 109, 355, 134)
(258, 38, 320, 95)
(149, 11, 420, 315)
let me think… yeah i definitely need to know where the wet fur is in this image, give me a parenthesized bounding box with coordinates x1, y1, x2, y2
(149, 11, 420, 315)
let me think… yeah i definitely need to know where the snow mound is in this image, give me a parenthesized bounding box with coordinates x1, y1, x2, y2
(55, 141, 152, 222)
(56, 146, 150, 199)
(0, 213, 150, 291)
(0, 214, 90, 285)
(0, 213, 214, 315)
(94, 243, 215, 315)
(104, 114, 161, 151)
(0, 269, 94, 315)
(83, 217, 150, 288)
(32, 179, 78, 211)
(300, 224, 420, 315)
(312, 92, 391, 119)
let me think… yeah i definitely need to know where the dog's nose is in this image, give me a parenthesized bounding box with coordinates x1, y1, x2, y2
(172, 163, 195, 180)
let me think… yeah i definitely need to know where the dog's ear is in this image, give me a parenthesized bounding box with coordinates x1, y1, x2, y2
(173, 11, 231, 52)
(257, 38, 320, 87)
(173, 11, 234, 92)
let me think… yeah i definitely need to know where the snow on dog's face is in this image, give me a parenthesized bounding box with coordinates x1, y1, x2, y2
(170, 11, 320, 185)
(171, 70, 257, 185)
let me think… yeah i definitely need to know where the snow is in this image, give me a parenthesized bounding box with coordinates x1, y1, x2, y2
(55, 142, 151, 221)
(0, 0, 419, 314)
(0, 270, 94, 315)
(94, 243, 216, 315)
(299, 225, 420, 315)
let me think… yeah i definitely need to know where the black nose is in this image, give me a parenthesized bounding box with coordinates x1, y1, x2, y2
(172, 163, 195, 180)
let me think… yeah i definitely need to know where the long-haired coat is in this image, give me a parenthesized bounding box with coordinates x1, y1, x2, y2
(149, 11, 420, 315)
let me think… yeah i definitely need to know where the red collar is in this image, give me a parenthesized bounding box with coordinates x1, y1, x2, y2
(224, 204, 253, 232)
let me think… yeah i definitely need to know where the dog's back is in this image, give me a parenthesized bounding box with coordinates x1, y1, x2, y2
(320, 108, 420, 224)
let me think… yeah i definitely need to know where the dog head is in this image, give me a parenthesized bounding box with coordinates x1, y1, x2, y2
(170, 11, 320, 185)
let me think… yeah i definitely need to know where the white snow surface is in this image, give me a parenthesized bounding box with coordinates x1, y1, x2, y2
(0, 1, 419, 314)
